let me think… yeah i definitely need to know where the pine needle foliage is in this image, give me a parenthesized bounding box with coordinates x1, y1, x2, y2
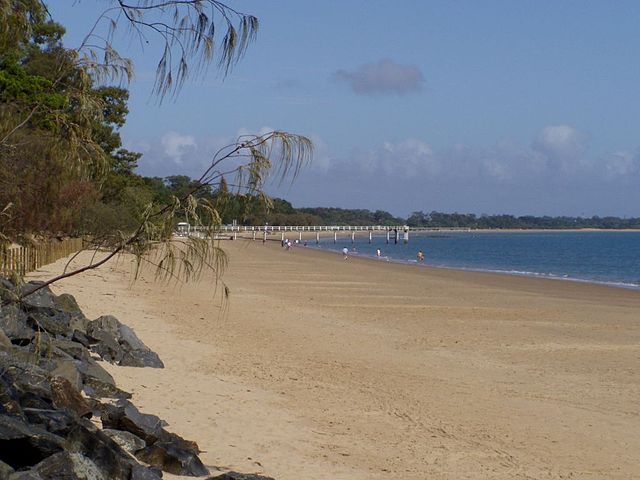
(79, 0, 258, 100)
(17, 131, 313, 305)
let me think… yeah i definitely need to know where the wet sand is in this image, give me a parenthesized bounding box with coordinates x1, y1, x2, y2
(30, 239, 640, 479)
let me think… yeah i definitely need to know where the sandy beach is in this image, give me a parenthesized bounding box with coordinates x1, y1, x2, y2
(29, 240, 640, 480)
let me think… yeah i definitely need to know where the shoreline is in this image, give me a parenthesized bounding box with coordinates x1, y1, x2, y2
(314, 245, 640, 291)
(244, 236, 640, 292)
(28, 240, 640, 479)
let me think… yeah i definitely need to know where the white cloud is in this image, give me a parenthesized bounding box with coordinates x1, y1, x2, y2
(129, 125, 640, 216)
(532, 125, 589, 173)
(334, 59, 425, 95)
(344, 138, 438, 178)
(160, 131, 197, 164)
(602, 151, 639, 179)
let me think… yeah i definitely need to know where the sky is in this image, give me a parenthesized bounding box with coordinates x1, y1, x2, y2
(48, 1, 640, 217)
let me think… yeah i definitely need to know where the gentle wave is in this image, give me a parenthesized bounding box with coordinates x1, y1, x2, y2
(309, 231, 640, 291)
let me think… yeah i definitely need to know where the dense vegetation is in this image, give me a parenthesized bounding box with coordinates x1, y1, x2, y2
(234, 203, 640, 229)
(0, 1, 307, 248)
(405, 211, 640, 230)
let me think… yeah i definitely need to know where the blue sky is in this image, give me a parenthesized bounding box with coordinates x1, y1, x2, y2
(49, 1, 640, 217)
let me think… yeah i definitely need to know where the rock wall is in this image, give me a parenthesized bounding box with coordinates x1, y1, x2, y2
(0, 279, 213, 479)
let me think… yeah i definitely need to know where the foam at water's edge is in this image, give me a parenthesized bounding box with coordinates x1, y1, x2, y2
(309, 246, 640, 291)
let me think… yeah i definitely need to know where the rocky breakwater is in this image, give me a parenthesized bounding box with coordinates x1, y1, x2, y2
(0, 278, 214, 479)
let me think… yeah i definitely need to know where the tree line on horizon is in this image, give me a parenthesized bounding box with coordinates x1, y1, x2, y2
(1, 2, 637, 248)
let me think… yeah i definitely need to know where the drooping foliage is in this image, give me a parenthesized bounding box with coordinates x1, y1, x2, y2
(1, 1, 314, 302)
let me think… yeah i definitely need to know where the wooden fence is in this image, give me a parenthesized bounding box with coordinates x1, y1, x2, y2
(0, 238, 84, 277)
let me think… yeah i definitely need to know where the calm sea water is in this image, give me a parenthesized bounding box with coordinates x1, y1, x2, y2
(311, 231, 640, 290)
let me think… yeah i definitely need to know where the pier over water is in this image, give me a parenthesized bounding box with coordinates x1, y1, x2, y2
(187, 224, 413, 243)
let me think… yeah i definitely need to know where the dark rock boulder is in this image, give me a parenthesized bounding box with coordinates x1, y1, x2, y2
(131, 464, 164, 480)
(27, 451, 106, 480)
(87, 316, 163, 368)
(53, 294, 83, 316)
(53, 294, 89, 334)
(0, 353, 53, 411)
(0, 459, 14, 478)
(76, 358, 131, 400)
(8, 471, 43, 479)
(102, 400, 207, 477)
(1, 283, 204, 480)
(27, 309, 72, 338)
(71, 330, 92, 349)
(102, 429, 146, 454)
(0, 375, 23, 417)
(0, 329, 11, 348)
(135, 441, 209, 477)
(0, 306, 34, 345)
(65, 419, 161, 480)
(20, 284, 87, 339)
(0, 276, 14, 293)
(100, 400, 164, 444)
(22, 408, 77, 436)
(0, 414, 65, 470)
(45, 338, 91, 363)
(19, 283, 56, 310)
(50, 377, 92, 419)
(50, 360, 83, 392)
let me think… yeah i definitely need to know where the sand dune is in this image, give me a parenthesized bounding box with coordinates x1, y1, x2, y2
(30, 240, 640, 479)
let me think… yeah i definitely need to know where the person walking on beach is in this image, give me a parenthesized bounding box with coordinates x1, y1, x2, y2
(376, 248, 382, 258)
(342, 247, 349, 260)
(417, 250, 425, 262)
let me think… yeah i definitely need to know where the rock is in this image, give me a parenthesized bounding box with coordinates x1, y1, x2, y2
(23, 408, 76, 436)
(0, 375, 23, 417)
(8, 471, 43, 480)
(20, 284, 88, 339)
(101, 400, 207, 476)
(50, 377, 92, 418)
(102, 429, 146, 454)
(0, 276, 14, 291)
(135, 441, 209, 477)
(20, 283, 56, 310)
(100, 400, 164, 444)
(87, 316, 163, 368)
(53, 294, 89, 334)
(0, 329, 11, 348)
(29, 451, 106, 480)
(27, 309, 72, 337)
(131, 465, 163, 480)
(0, 414, 65, 469)
(0, 353, 53, 410)
(50, 360, 83, 392)
(71, 330, 92, 348)
(0, 277, 18, 303)
(0, 306, 34, 345)
(76, 358, 130, 400)
(207, 473, 275, 480)
(158, 430, 201, 455)
(0, 459, 14, 478)
(118, 325, 164, 368)
(0, 284, 196, 480)
(53, 294, 82, 316)
(64, 419, 149, 480)
(50, 338, 91, 362)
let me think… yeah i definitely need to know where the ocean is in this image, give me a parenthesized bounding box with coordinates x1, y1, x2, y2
(311, 231, 640, 290)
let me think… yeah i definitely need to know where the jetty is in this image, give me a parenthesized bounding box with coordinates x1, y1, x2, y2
(186, 224, 415, 243)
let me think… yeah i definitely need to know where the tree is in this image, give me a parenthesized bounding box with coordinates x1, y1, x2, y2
(0, 2, 313, 304)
